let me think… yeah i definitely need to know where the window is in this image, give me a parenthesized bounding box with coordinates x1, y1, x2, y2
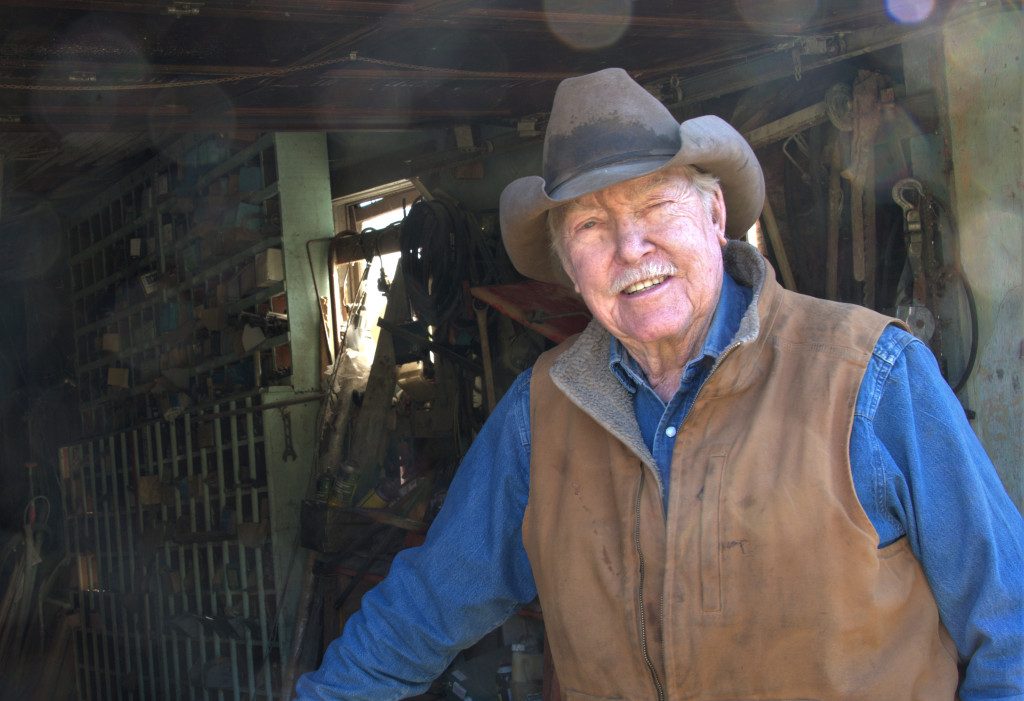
(331, 180, 419, 360)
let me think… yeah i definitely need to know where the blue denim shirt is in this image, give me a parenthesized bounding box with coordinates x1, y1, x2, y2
(297, 274, 1024, 701)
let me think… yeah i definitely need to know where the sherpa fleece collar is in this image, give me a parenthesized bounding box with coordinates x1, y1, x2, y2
(547, 240, 768, 476)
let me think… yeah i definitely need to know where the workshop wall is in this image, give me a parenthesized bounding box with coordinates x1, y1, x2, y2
(944, 7, 1024, 510)
(408, 17, 1024, 514)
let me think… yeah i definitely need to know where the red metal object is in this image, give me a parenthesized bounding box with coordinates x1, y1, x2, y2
(470, 281, 591, 344)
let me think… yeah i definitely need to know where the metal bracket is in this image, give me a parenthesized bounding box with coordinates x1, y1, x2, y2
(166, 2, 203, 17)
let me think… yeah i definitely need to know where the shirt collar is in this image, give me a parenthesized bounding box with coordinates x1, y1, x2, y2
(609, 270, 751, 393)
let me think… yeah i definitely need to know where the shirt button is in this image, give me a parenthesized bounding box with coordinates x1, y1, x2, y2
(665, 426, 677, 438)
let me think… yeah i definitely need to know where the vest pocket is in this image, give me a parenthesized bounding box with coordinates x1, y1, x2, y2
(564, 691, 623, 700)
(701, 453, 727, 613)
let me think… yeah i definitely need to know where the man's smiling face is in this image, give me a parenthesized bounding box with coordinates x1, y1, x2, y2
(555, 168, 728, 357)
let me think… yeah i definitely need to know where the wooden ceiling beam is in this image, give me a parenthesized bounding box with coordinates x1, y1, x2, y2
(0, 104, 514, 133)
(1, 0, 831, 37)
(459, 7, 808, 35)
(0, 0, 416, 22)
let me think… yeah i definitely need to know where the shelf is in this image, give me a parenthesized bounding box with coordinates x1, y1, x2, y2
(69, 209, 156, 265)
(61, 132, 322, 701)
(72, 252, 160, 301)
(183, 236, 282, 289)
(80, 377, 280, 415)
(75, 283, 286, 373)
(193, 134, 274, 193)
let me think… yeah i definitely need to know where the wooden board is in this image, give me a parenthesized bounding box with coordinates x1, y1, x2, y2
(470, 282, 591, 344)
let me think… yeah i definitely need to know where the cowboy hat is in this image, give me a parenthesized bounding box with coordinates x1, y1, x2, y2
(499, 67, 765, 285)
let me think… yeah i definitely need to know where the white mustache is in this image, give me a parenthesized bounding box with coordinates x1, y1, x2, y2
(609, 260, 678, 294)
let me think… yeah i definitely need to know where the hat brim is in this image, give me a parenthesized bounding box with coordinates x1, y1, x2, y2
(499, 115, 765, 285)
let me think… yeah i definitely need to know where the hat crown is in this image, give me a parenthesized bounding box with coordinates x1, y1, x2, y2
(542, 68, 681, 197)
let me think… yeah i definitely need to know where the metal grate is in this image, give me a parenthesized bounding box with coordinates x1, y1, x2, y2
(61, 393, 292, 699)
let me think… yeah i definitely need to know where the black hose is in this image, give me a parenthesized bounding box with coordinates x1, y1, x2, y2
(949, 266, 979, 395)
(399, 199, 469, 326)
(930, 198, 978, 394)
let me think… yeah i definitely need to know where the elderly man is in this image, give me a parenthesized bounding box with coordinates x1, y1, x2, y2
(297, 69, 1023, 700)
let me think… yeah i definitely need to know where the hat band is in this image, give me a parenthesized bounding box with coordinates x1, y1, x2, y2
(547, 150, 678, 199)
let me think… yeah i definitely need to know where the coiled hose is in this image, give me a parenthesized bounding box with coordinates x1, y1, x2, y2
(399, 199, 470, 326)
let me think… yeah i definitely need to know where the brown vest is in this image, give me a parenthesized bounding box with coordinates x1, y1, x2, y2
(523, 244, 960, 701)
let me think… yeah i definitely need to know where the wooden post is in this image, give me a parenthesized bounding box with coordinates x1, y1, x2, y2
(347, 264, 408, 494)
(760, 199, 798, 291)
(474, 302, 497, 413)
(863, 156, 877, 309)
(826, 133, 843, 300)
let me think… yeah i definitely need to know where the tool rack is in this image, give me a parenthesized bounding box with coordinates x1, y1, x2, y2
(59, 133, 335, 699)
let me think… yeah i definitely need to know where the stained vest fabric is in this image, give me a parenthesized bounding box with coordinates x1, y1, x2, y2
(522, 242, 960, 701)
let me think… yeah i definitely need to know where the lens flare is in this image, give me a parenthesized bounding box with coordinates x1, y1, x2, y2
(148, 85, 237, 156)
(885, 0, 935, 24)
(734, 0, 819, 34)
(543, 0, 631, 51)
(29, 19, 151, 137)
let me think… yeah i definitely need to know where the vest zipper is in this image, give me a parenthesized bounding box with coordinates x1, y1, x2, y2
(634, 466, 666, 701)
(640, 341, 741, 697)
(680, 341, 743, 427)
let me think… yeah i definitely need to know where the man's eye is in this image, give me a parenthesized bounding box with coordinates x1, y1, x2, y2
(575, 219, 597, 232)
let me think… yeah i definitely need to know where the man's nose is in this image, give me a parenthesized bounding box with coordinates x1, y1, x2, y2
(613, 217, 653, 262)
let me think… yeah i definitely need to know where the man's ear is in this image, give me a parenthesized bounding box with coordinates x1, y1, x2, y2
(711, 187, 727, 245)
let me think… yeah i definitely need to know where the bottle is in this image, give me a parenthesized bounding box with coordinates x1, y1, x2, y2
(495, 664, 513, 701)
(328, 462, 359, 507)
(314, 470, 333, 502)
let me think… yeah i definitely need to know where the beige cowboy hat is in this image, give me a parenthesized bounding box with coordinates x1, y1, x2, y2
(499, 67, 765, 285)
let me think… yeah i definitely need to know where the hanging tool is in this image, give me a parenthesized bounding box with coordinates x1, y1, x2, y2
(842, 71, 889, 304)
(280, 408, 298, 461)
(890, 178, 979, 393)
(892, 178, 936, 343)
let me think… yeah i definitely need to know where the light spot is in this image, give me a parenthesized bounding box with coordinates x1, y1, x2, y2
(543, 0, 631, 50)
(733, 0, 819, 34)
(885, 0, 935, 24)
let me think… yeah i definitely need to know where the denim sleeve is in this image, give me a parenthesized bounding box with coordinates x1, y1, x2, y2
(850, 326, 1024, 700)
(294, 370, 537, 700)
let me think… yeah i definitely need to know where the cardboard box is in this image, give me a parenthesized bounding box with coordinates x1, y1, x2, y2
(140, 271, 161, 295)
(197, 305, 226, 332)
(255, 248, 284, 287)
(137, 475, 164, 506)
(220, 328, 242, 356)
(101, 332, 121, 353)
(238, 261, 256, 296)
(107, 367, 130, 387)
(225, 273, 242, 302)
(238, 166, 263, 193)
(235, 202, 263, 230)
(156, 302, 180, 334)
(195, 421, 215, 449)
(161, 346, 190, 369)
